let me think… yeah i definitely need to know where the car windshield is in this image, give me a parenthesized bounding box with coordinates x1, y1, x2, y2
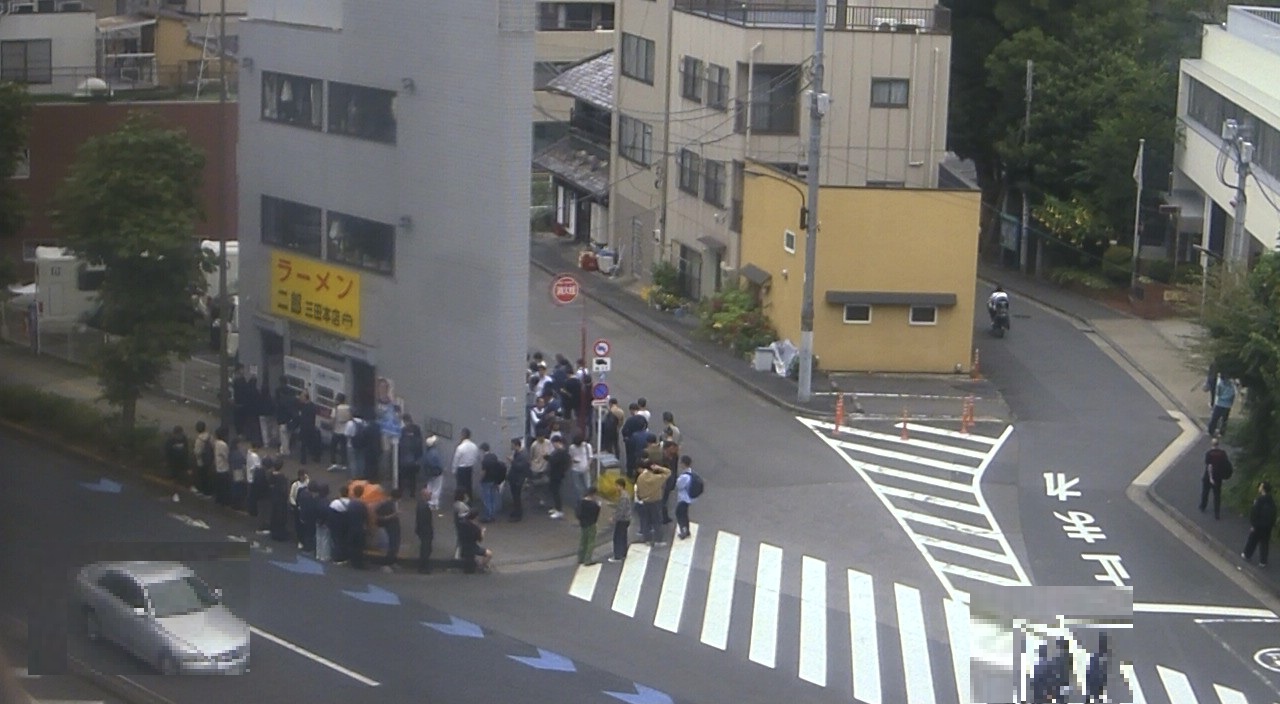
(148, 576, 218, 618)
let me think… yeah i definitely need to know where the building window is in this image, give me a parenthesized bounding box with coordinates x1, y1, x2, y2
(843, 304, 871, 324)
(326, 211, 395, 275)
(261, 195, 322, 257)
(702, 159, 726, 207)
(328, 81, 397, 144)
(677, 148, 701, 195)
(538, 2, 613, 29)
(0, 40, 52, 84)
(783, 229, 796, 253)
(738, 64, 799, 134)
(1186, 77, 1280, 181)
(706, 64, 730, 111)
(618, 114, 653, 165)
(261, 71, 323, 129)
(909, 306, 937, 325)
(871, 78, 910, 108)
(680, 56, 703, 102)
(621, 33, 655, 84)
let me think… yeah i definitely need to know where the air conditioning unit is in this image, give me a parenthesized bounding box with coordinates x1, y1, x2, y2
(9, 2, 37, 13)
(874, 17, 897, 31)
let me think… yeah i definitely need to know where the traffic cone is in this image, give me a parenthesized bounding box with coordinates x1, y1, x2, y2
(960, 396, 974, 434)
(901, 408, 910, 441)
(833, 395, 846, 437)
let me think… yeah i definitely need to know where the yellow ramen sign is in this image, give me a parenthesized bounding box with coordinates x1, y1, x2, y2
(269, 252, 361, 339)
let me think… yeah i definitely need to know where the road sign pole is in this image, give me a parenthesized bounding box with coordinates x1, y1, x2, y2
(580, 294, 587, 438)
(594, 403, 603, 485)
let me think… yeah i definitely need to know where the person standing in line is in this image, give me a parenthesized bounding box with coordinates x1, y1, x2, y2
(192, 421, 214, 497)
(452, 428, 481, 503)
(1053, 637, 1073, 702)
(674, 455, 698, 540)
(635, 397, 652, 423)
(1084, 632, 1109, 704)
(229, 438, 249, 511)
(1200, 437, 1232, 519)
(422, 435, 445, 512)
(267, 460, 291, 542)
(347, 485, 370, 570)
(545, 436, 571, 520)
(609, 477, 632, 563)
(275, 386, 297, 457)
(660, 440, 680, 524)
(289, 470, 311, 547)
(620, 404, 648, 479)
(398, 414, 425, 495)
(313, 483, 332, 561)
(528, 431, 551, 509)
(568, 433, 594, 508)
(257, 377, 276, 452)
(213, 426, 232, 507)
(345, 414, 367, 478)
(634, 462, 671, 546)
(415, 487, 434, 573)
(1207, 375, 1238, 437)
(241, 441, 262, 516)
(1242, 481, 1276, 567)
(375, 493, 402, 572)
(248, 443, 270, 526)
(478, 442, 507, 523)
(163, 425, 190, 484)
(297, 477, 319, 555)
(507, 438, 531, 521)
(576, 486, 601, 566)
(328, 486, 352, 565)
(330, 393, 351, 467)
(296, 392, 322, 466)
(457, 509, 493, 574)
(662, 411, 681, 444)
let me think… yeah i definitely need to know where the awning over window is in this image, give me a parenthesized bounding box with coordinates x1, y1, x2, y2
(825, 291, 957, 306)
(697, 235, 726, 253)
(740, 263, 771, 285)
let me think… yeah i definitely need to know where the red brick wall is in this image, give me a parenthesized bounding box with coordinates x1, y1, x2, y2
(4, 100, 237, 282)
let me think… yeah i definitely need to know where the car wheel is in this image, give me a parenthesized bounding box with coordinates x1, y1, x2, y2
(84, 609, 101, 642)
(158, 652, 181, 676)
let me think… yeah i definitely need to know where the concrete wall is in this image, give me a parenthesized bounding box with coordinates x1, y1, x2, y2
(237, 0, 532, 446)
(741, 167, 978, 373)
(0, 10, 97, 95)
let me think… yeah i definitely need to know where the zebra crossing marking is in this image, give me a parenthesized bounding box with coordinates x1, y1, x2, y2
(833, 439, 980, 475)
(895, 583, 937, 704)
(937, 561, 1024, 587)
(568, 562, 600, 601)
(878, 485, 987, 514)
(851, 457, 975, 493)
(1121, 662, 1148, 704)
(847, 569, 882, 704)
(1157, 665, 1198, 703)
(1214, 684, 1250, 704)
(898, 508, 999, 538)
(826, 424, 991, 459)
(654, 524, 699, 633)
(893, 421, 1001, 444)
(699, 530, 739, 650)
(915, 534, 1017, 564)
(943, 598, 971, 704)
(798, 556, 828, 686)
(611, 543, 650, 617)
(748, 543, 783, 669)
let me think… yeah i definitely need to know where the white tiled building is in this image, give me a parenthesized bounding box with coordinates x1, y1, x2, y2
(0, 1, 97, 95)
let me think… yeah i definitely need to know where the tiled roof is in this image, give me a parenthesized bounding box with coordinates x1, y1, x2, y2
(533, 135, 611, 199)
(546, 51, 614, 113)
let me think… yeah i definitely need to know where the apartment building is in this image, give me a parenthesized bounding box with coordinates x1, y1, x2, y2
(1171, 4, 1280, 266)
(0, 0, 96, 95)
(236, 0, 532, 445)
(534, 0, 614, 151)
(609, 0, 952, 297)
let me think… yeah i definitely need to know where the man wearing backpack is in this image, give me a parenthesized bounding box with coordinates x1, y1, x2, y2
(674, 455, 703, 540)
(398, 415, 425, 495)
(1200, 436, 1233, 519)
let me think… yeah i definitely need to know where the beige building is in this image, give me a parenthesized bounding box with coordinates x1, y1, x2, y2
(534, 0, 615, 150)
(739, 163, 979, 373)
(610, 0, 952, 295)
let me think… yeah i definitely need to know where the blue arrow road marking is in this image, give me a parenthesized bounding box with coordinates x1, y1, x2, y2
(269, 555, 325, 575)
(79, 478, 122, 493)
(422, 616, 484, 638)
(341, 584, 400, 606)
(507, 648, 576, 672)
(604, 683, 674, 704)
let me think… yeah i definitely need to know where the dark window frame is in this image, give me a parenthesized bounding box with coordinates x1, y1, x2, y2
(843, 304, 872, 324)
(621, 33, 655, 85)
(909, 305, 938, 325)
(746, 64, 799, 135)
(680, 55, 704, 103)
(325, 210, 396, 276)
(706, 63, 730, 111)
(702, 159, 726, 207)
(618, 114, 653, 166)
(870, 78, 910, 108)
(0, 39, 52, 84)
(261, 195, 323, 258)
(677, 148, 701, 195)
(327, 81, 397, 144)
(261, 71, 324, 130)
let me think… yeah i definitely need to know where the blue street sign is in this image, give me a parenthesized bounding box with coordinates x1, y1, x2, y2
(592, 382, 609, 400)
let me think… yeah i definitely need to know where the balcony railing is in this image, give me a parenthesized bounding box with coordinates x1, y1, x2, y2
(674, 0, 951, 32)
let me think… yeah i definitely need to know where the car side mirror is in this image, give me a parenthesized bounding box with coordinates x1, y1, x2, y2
(213, 588, 223, 603)
(132, 607, 148, 617)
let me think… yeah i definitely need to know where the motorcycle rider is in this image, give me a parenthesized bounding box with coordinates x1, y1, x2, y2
(987, 285, 1010, 329)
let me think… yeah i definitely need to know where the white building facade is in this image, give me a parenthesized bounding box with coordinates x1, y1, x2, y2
(237, 0, 533, 446)
(1173, 5, 1280, 266)
(0, 2, 97, 95)
(609, 0, 952, 297)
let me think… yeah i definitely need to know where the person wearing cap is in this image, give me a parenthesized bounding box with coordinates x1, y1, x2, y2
(422, 434, 444, 511)
(634, 462, 671, 546)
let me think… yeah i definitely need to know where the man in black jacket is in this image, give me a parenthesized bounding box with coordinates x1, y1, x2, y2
(546, 437, 571, 519)
(479, 443, 507, 523)
(415, 487, 434, 573)
(1200, 437, 1232, 519)
(1243, 481, 1276, 566)
(620, 404, 648, 479)
(507, 438, 532, 521)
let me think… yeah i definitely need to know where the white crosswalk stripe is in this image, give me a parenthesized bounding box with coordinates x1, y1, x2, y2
(566, 529, 1257, 704)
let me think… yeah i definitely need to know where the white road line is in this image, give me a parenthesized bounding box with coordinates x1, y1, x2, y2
(835, 439, 980, 474)
(798, 556, 828, 686)
(894, 422, 1000, 444)
(749, 543, 783, 669)
(966, 425, 1030, 587)
(854, 459, 974, 493)
(1120, 662, 1147, 704)
(916, 534, 1017, 564)
(944, 597, 971, 704)
(847, 569, 881, 704)
(249, 626, 379, 686)
(568, 562, 601, 602)
(897, 509, 998, 538)
(1135, 602, 1277, 618)
(611, 542, 651, 617)
(654, 523, 699, 633)
(809, 421, 989, 459)
(1157, 665, 1199, 704)
(937, 562, 1024, 587)
(879, 486, 985, 514)
(1214, 683, 1249, 704)
(699, 530, 739, 649)
(894, 583, 936, 704)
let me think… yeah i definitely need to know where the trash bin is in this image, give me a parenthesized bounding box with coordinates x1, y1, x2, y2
(753, 347, 774, 372)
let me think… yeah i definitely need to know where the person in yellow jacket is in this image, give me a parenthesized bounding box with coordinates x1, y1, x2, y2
(634, 463, 671, 546)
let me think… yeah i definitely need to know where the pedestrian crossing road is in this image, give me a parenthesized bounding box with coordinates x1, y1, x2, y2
(559, 419, 1270, 703)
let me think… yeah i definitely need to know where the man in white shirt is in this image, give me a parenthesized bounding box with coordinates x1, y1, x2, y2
(568, 434, 594, 507)
(636, 397, 652, 423)
(331, 393, 352, 467)
(289, 469, 311, 549)
(452, 427, 481, 500)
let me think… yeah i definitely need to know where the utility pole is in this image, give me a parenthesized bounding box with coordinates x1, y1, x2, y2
(1018, 59, 1033, 275)
(1224, 119, 1252, 269)
(216, 0, 232, 434)
(656, 0, 676, 273)
(797, 0, 825, 404)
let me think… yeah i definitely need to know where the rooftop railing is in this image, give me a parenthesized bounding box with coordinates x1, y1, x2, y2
(674, 0, 950, 32)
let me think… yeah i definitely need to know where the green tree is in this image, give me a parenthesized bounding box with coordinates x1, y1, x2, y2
(50, 112, 208, 431)
(0, 82, 33, 238)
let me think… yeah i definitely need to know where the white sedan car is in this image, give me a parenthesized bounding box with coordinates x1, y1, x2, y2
(75, 561, 249, 675)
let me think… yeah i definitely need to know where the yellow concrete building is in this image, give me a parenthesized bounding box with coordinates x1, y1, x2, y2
(739, 164, 979, 373)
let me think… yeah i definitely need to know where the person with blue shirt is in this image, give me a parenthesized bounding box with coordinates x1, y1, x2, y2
(674, 455, 698, 540)
(1208, 374, 1238, 437)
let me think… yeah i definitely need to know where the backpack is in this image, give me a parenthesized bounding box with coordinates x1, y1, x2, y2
(1220, 457, 1234, 480)
(687, 471, 705, 499)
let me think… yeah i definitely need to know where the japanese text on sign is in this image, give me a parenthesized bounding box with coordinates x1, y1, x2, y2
(270, 251, 362, 339)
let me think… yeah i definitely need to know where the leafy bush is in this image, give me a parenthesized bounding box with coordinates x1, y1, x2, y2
(698, 288, 777, 356)
(646, 288, 684, 311)
(0, 384, 162, 458)
(1046, 267, 1113, 290)
(651, 260, 682, 296)
(1101, 245, 1133, 285)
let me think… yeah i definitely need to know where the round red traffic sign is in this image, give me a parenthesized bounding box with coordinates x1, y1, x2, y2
(551, 274, 580, 305)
